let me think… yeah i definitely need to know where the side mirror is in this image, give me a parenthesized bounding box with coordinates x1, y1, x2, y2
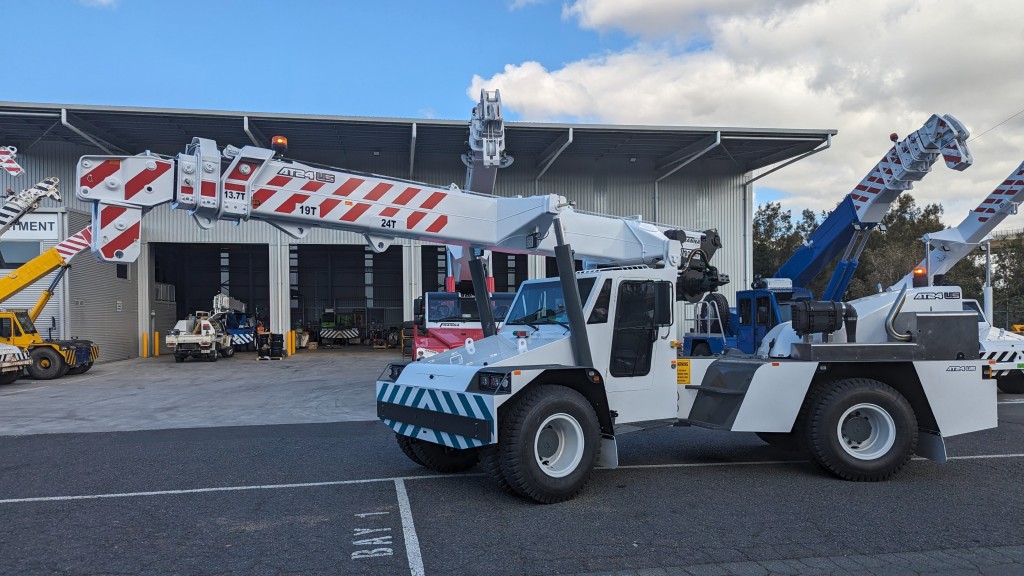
(654, 282, 673, 327)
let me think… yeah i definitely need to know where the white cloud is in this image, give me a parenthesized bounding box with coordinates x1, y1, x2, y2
(509, 0, 545, 9)
(79, 0, 117, 7)
(472, 0, 1024, 229)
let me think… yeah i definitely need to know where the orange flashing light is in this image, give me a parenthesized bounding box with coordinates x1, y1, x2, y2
(270, 135, 289, 154)
(513, 370, 522, 376)
(913, 267, 927, 276)
(771, 362, 781, 366)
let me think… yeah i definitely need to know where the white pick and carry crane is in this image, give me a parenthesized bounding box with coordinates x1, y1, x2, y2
(889, 159, 1024, 393)
(75, 131, 996, 504)
(165, 293, 243, 363)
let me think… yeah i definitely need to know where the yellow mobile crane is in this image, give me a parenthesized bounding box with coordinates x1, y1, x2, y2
(0, 178, 99, 379)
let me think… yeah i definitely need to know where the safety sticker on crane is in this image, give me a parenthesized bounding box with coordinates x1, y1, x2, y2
(0, 146, 24, 177)
(676, 359, 691, 385)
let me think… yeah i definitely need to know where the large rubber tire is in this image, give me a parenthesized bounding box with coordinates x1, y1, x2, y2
(499, 385, 601, 504)
(0, 371, 20, 385)
(703, 292, 732, 335)
(410, 441, 479, 473)
(207, 351, 218, 362)
(804, 378, 917, 481)
(480, 445, 516, 495)
(691, 342, 713, 357)
(174, 355, 185, 363)
(221, 345, 235, 358)
(395, 433, 425, 466)
(66, 361, 94, 376)
(27, 347, 66, 380)
(997, 371, 1024, 394)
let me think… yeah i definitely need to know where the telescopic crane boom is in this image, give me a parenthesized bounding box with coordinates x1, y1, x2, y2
(774, 114, 972, 300)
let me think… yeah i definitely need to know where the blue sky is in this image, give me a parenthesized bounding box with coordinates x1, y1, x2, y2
(7, 0, 629, 120)
(7, 1, 1024, 223)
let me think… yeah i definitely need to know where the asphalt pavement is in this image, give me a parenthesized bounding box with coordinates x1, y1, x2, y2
(1, 400, 1022, 575)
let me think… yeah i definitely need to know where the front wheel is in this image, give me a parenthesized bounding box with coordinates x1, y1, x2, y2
(28, 347, 66, 380)
(499, 385, 600, 504)
(804, 378, 917, 481)
(410, 440, 479, 473)
(395, 434, 425, 466)
(66, 361, 94, 376)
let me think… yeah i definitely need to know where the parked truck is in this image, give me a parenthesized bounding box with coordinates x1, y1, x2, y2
(166, 294, 242, 362)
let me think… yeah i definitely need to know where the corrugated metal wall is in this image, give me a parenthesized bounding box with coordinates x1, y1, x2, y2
(67, 209, 139, 361)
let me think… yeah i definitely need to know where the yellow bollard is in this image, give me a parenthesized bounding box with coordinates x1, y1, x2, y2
(153, 331, 160, 357)
(289, 330, 295, 356)
(141, 332, 149, 359)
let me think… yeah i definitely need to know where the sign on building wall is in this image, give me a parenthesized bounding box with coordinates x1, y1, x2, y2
(0, 214, 60, 241)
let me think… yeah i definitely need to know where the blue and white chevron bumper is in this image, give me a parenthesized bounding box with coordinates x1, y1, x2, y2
(376, 381, 495, 449)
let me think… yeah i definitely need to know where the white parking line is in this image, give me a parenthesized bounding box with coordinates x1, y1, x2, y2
(394, 479, 425, 576)
(2, 452, 1023, 505)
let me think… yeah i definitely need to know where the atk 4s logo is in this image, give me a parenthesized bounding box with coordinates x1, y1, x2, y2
(277, 167, 336, 183)
(945, 365, 977, 372)
(913, 291, 961, 300)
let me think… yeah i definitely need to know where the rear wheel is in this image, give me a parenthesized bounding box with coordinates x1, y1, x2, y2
(28, 347, 66, 380)
(499, 385, 600, 504)
(66, 361, 94, 376)
(0, 371, 20, 385)
(174, 354, 185, 363)
(207, 350, 218, 362)
(481, 445, 516, 494)
(395, 434, 425, 466)
(410, 440, 479, 473)
(804, 378, 916, 481)
(997, 371, 1024, 394)
(221, 345, 235, 358)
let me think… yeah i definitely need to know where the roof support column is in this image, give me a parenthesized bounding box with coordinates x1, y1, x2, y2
(61, 109, 127, 155)
(136, 241, 153, 357)
(402, 242, 422, 321)
(268, 230, 291, 334)
(534, 128, 573, 194)
(243, 116, 269, 147)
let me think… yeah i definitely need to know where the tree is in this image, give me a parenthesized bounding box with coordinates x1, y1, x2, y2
(753, 194, 985, 303)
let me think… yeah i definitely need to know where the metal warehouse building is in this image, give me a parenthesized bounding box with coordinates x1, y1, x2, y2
(0, 102, 835, 361)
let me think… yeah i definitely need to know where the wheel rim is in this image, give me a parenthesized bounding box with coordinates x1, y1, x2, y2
(39, 358, 51, 369)
(533, 413, 585, 478)
(837, 403, 896, 460)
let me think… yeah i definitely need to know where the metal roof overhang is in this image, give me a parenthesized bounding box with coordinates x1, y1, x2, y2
(0, 101, 836, 179)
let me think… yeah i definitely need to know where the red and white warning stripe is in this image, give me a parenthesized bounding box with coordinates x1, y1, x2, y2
(249, 170, 451, 234)
(93, 205, 142, 262)
(972, 160, 1024, 224)
(78, 158, 173, 203)
(849, 148, 898, 215)
(55, 228, 93, 261)
(0, 146, 24, 177)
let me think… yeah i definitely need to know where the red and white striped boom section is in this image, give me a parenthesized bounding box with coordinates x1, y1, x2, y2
(75, 138, 709, 273)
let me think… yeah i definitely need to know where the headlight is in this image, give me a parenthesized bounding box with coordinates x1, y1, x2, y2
(477, 372, 511, 393)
